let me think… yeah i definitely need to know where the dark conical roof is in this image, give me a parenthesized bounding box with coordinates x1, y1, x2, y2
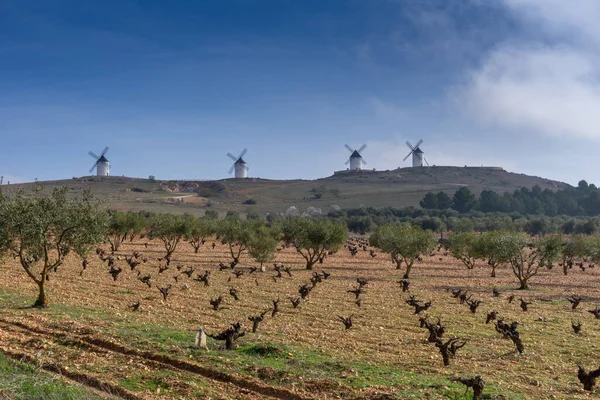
(236, 157, 247, 165)
(350, 150, 362, 158)
(413, 147, 424, 154)
(98, 155, 109, 162)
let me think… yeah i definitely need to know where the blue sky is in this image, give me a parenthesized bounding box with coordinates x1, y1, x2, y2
(1, 0, 599, 185)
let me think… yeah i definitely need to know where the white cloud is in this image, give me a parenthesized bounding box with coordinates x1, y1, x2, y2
(457, 0, 600, 140)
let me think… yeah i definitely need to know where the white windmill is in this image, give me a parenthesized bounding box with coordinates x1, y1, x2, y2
(344, 144, 367, 170)
(403, 139, 429, 167)
(88, 146, 110, 176)
(226, 148, 249, 178)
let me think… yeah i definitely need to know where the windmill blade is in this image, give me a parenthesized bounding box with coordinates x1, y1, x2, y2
(358, 144, 367, 153)
(238, 148, 248, 159)
(89, 151, 99, 160)
(89, 160, 99, 173)
(414, 139, 423, 149)
(405, 141, 414, 151)
(424, 157, 429, 166)
(227, 152, 238, 161)
(344, 144, 353, 153)
(403, 151, 413, 162)
(345, 159, 350, 165)
(228, 164, 235, 174)
(362, 159, 367, 165)
(99, 146, 109, 157)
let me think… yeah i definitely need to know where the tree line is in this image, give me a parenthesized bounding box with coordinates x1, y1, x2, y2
(420, 180, 600, 216)
(330, 206, 600, 236)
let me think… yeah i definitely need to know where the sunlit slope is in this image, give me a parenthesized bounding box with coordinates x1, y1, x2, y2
(3, 166, 568, 216)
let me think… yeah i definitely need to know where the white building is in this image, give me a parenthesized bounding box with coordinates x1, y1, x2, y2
(96, 155, 110, 176)
(349, 150, 364, 170)
(234, 158, 247, 178)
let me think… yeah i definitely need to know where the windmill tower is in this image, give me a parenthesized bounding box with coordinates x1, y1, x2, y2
(88, 146, 110, 176)
(403, 139, 429, 167)
(344, 144, 367, 170)
(226, 148, 248, 178)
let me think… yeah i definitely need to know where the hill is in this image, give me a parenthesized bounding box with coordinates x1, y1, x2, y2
(1, 166, 569, 216)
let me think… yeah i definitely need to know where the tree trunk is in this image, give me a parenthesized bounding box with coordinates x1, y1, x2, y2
(490, 266, 496, 278)
(563, 264, 568, 276)
(395, 258, 403, 270)
(34, 281, 48, 308)
(306, 261, 315, 270)
(403, 262, 413, 279)
(194, 247, 199, 253)
(518, 278, 529, 290)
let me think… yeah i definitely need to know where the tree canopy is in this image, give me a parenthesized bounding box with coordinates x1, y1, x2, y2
(106, 211, 146, 252)
(248, 226, 279, 269)
(0, 187, 108, 307)
(370, 224, 437, 278)
(446, 232, 481, 269)
(148, 213, 192, 258)
(281, 218, 347, 269)
(186, 216, 216, 253)
(216, 216, 261, 264)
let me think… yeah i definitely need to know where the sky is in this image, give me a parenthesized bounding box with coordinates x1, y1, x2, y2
(1, 0, 599, 185)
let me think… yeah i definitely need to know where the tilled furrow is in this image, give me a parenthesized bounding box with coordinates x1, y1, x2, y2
(0, 323, 270, 400)
(0, 318, 312, 400)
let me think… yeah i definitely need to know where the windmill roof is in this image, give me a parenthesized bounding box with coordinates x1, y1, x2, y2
(350, 150, 362, 158)
(236, 157, 247, 164)
(98, 155, 109, 162)
(413, 148, 424, 154)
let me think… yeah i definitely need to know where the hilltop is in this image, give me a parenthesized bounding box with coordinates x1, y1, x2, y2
(1, 166, 569, 216)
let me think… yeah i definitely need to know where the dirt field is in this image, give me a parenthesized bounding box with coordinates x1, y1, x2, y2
(1, 238, 599, 399)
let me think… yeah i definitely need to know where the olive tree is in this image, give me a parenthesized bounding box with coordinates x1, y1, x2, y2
(215, 217, 259, 264)
(148, 213, 192, 258)
(281, 218, 347, 269)
(0, 187, 108, 307)
(447, 232, 480, 269)
(187, 217, 216, 253)
(475, 230, 512, 277)
(106, 211, 145, 252)
(497, 232, 562, 289)
(248, 226, 279, 270)
(560, 234, 591, 275)
(370, 225, 437, 279)
(585, 234, 600, 265)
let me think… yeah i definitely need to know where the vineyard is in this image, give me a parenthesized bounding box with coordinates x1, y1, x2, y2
(1, 234, 599, 399)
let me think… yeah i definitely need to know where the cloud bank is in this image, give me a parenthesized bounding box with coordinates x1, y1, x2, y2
(458, 0, 600, 140)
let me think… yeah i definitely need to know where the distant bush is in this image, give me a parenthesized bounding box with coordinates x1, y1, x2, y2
(148, 175, 156, 181)
(204, 210, 218, 219)
(197, 188, 215, 197)
(246, 211, 262, 220)
(196, 182, 227, 198)
(131, 187, 150, 193)
(243, 198, 257, 205)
